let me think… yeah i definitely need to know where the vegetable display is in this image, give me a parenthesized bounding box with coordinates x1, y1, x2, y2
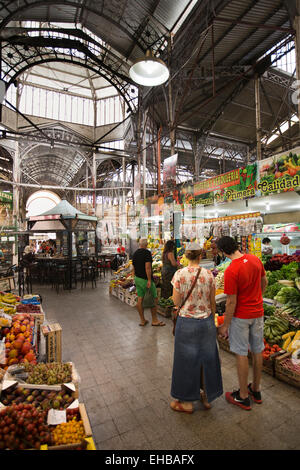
(263, 316, 289, 344)
(263, 304, 276, 317)
(262, 340, 282, 360)
(158, 297, 174, 308)
(274, 287, 300, 306)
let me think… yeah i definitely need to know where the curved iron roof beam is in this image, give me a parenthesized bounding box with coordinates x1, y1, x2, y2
(0, 0, 165, 55)
(1, 36, 137, 111)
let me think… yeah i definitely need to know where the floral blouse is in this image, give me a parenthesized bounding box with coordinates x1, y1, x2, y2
(171, 266, 215, 319)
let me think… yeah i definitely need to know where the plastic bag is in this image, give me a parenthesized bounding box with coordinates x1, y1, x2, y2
(143, 288, 155, 308)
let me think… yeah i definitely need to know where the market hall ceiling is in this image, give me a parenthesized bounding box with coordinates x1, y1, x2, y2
(0, 0, 298, 188)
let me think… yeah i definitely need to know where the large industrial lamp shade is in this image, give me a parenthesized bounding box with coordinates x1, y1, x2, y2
(129, 49, 169, 86)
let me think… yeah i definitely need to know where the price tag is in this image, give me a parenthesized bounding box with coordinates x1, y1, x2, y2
(47, 409, 67, 425)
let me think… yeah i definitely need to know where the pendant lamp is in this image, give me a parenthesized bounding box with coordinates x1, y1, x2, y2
(129, 49, 169, 86)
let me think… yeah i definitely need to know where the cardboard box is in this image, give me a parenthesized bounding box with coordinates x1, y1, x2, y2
(41, 323, 62, 363)
(111, 286, 119, 298)
(118, 288, 125, 302)
(125, 292, 137, 307)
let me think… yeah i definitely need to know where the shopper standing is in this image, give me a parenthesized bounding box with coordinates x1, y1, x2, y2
(161, 240, 178, 299)
(217, 236, 268, 410)
(170, 242, 223, 413)
(132, 239, 165, 327)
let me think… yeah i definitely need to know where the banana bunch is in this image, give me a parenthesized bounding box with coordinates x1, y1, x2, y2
(0, 293, 18, 305)
(264, 316, 290, 344)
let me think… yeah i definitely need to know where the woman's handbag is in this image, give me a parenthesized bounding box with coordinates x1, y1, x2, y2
(172, 267, 201, 336)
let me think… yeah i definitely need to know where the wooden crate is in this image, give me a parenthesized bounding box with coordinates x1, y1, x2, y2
(41, 404, 95, 450)
(275, 352, 300, 389)
(157, 305, 172, 318)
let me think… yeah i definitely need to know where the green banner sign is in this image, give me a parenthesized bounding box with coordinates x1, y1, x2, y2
(180, 163, 257, 206)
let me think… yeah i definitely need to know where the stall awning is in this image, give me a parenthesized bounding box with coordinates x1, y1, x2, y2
(30, 220, 66, 232)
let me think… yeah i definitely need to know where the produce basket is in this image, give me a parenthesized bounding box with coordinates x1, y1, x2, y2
(275, 352, 300, 389)
(157, 305, 172, 318)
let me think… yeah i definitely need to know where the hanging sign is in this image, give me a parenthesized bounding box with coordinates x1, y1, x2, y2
(180, 163, 257, 206)
(163, 154, 178, 194)
(257, 147, 300, 196)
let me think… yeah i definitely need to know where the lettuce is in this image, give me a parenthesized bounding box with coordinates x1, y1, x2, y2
(274, 287, 300, 304)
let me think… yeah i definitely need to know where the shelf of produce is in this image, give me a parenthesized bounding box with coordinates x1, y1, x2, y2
(275, 352, 300, 389)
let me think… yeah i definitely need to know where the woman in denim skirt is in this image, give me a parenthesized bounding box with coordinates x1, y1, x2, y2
(170, 243, 223, 413)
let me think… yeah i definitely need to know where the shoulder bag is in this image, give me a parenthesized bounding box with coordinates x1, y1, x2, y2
(172, 267, 201, 336)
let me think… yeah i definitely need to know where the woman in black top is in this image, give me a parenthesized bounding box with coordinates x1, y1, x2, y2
(161, 240, 178, 299)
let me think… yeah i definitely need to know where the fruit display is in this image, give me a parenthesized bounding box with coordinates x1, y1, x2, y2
(2, 313, 37, 367)
(24, 362, 72, 385)
(51, 416, 85, 446)
(0, 403, 52, 450)
(0, 313, 12, 328)
(0, 385, 76, 410)
(0, 368, 5, 383)
(16, 304, 41, 313)
(0, 292, 20, 305)
(263, 316, 289, 344)
(0, 305, 16, 316)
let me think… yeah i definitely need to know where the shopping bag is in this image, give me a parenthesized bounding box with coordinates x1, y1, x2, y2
(143, 288, 155, 308)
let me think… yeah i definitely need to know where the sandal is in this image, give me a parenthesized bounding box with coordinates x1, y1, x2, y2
(170, 400, 193, 414)
(139, 320, 149, 326)
(152, 321, 166, 327)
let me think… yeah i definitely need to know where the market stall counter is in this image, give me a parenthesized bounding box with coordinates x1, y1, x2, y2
(27, 199, 98, 290)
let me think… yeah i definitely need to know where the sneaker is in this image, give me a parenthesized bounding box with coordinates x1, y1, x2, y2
(225, 390, 251, 410)
(248, 383, 262, 404)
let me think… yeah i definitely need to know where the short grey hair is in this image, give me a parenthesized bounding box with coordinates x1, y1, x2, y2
(139, 238, 148, 248)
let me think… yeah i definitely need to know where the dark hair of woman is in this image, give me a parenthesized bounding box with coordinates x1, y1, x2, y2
(216, 236, 238, 255)
(262, 237, 271, 244)
(163, 240, 175, 255)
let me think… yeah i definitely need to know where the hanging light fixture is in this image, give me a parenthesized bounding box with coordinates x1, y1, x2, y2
(129, 49, 170, 87)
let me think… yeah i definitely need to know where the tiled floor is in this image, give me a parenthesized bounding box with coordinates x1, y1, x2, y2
(37, 278, 300, 451)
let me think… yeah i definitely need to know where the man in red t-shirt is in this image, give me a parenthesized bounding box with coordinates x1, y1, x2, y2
(217, 236, 268, 411)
